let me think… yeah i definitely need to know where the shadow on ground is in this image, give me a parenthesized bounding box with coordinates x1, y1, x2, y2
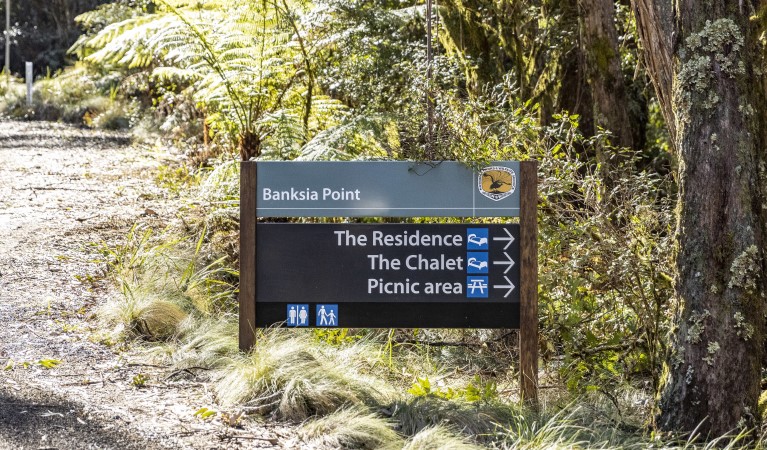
(0, 387, 157, 449)
(0, 130, 132, 151)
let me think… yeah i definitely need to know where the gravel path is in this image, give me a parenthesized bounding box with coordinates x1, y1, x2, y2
(0, 121, 285, 449)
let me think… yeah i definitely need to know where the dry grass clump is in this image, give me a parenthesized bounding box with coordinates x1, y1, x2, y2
(132, 300, 187, 340)
(215, 329, 390, 421)
(171, 317, 239, 369)
(390, 396, 514, 443)
(98, 223, 236, 342)
(301, 406, 404, 449)
(396, 425, 484, 450)
(100, 267, 191, 342)
(495, 408, 593, 450)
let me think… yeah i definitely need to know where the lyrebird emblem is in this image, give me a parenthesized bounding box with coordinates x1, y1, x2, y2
(478, 166, 516, 201)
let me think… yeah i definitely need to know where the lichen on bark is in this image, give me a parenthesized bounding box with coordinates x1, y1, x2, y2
(728, 245, 760, 293)
(734, 311, 755, 340)
(675, 19, 745, 117)
(685, 309, 710, 343)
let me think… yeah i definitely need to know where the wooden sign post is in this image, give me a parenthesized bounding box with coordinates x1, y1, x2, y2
(519, 161, 538, 406)
(239, 160, 538, 404)
(239, 162, 257, 350)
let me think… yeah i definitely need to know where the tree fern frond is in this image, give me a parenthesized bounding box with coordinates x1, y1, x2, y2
(73, 0, 339, 157)
(74, 14, 159, 55)
(259, 110, 305, 160)
(151, 66, 200, 83)
(297, 123, 359, 161)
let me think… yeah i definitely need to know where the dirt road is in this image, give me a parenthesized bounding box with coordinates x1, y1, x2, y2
(0, 121, 282, 449)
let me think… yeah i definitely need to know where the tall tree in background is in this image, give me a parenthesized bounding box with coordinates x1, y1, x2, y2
(633, 0, 767, 435)
(579, 0, 634, 150)
(0, 0, 107, 73)
(438, 0, 641, 157)
(556, 0, 595, 138)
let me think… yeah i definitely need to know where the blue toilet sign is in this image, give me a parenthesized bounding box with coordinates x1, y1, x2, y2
(287, 304, 310, 327)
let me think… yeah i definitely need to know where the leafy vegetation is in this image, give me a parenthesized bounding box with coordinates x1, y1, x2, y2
(10, 0, 765, 447)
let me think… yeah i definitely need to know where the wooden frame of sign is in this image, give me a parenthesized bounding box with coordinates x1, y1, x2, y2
(239, 160, 538, 405)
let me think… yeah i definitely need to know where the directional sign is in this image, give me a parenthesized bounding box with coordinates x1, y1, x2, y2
(256, 161, 520, 217)
(240, 160, 539, 405)
(493, 227, 515, 250)
(493, 252, 515, 274)
(494, 276, 517, 298)
(255, 224, 520, 328)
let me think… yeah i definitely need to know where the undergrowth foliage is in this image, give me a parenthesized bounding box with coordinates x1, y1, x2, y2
(57, 1, 702, 448)
(95, 223, 237, 341)
(71, 0, 347, 159)
(91, 99, 686, 448)
(536, 123, 675, 395)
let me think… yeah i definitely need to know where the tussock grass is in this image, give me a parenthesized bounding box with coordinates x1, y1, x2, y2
(396, 425, 484, 450)
(101, 260, 191, 341)
(133, 300, 188, 340)
(496, 408, 595, 450)
(301, 406, 404, 449)
(172, 317, 239, 369)
(98, 224, 235, 342)
(215, 329, 390, 421)
(390, 396, 514, 443)
(101, 289, 187, 341)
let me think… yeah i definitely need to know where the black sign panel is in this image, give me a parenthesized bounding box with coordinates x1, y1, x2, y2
(256, 224, 520, 328)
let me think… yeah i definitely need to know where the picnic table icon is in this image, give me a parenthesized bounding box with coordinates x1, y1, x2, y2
(467, 278, 487, 294)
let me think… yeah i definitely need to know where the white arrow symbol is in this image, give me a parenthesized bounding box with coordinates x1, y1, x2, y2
(492, 252, 516, 274)
(494, 276, 516, 298)
(492, 228, 515, 250)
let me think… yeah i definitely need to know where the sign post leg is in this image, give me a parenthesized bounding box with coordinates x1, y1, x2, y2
(519, 161, 539, 407)
(239, 161, 257, 351)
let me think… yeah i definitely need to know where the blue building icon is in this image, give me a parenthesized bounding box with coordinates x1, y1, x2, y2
(467, 228, 489, 250)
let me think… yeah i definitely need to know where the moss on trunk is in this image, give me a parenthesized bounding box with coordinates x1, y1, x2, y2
(645, 11, 767, 437)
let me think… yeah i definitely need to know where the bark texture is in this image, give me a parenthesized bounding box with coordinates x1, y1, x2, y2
(634, 0, 767, 435)
(579, 0, 635, 149)
(557, 44, 595, 138)
(238, 131, 262, 161)
(556, 0, 595, 138)
(631, 0, 676, 145)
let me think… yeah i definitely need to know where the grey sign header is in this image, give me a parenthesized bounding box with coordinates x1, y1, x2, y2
(255, 161, 521, 217)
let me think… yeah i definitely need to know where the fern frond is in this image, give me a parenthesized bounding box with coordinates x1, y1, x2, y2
(151, 66, 200, 83)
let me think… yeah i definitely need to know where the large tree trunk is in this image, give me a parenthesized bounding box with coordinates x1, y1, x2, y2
(557, 44, 595, 138)
(634, 1, 767, 436)
(579, 0, 635, 150)
(554, 0, 595, 140)
(632, 0, 675, 147)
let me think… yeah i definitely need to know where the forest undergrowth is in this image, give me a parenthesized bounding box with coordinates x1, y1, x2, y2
(85, 150, 767, 449)
(2, 0, 765, 447)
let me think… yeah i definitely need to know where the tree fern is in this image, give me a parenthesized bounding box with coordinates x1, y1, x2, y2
(297, 115, 396, 161)
(72, 0, 335, 160)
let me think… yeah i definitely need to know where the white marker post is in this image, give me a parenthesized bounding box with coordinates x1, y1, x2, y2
(4, 0, 10, 85)
(24, 61, 31, 105)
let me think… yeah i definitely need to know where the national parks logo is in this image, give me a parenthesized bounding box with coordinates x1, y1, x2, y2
(478, 166, 516, 201)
